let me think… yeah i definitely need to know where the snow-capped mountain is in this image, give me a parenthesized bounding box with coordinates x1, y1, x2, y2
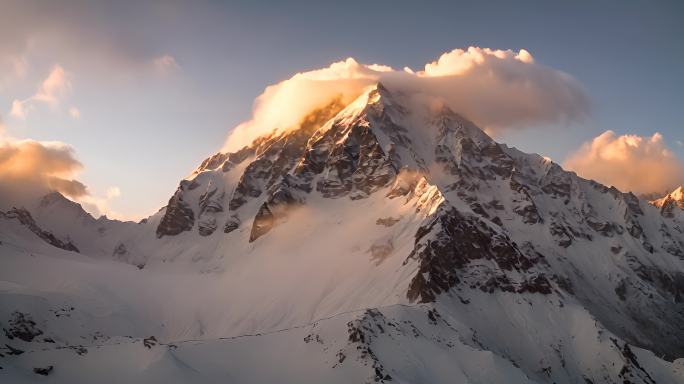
(651, 186, 684, 218)
(1, 84, 683, 383)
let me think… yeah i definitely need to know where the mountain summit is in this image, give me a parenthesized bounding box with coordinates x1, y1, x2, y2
(651, 186, 684, 218)
(1, 84, 684, 383)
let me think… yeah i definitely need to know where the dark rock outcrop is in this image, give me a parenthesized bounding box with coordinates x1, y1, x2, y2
(224, 215, 240, 233)
(33, 366, 53, 376)
(406, 204, 543, 303)
(3, 312, 43, 342)
(156, 186, 195, 238)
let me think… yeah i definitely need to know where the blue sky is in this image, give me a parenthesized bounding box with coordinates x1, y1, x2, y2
(0, 0, 682, 219)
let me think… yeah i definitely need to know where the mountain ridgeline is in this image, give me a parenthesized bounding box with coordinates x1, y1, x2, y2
(2, 83, 684, 383)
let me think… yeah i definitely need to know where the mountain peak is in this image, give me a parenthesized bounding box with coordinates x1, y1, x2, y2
(671, 185, 684, 199)
(650, 185, 684, 217)
(39, 191, 81, 209)
(37, 191, 93, 221)
(651, 185, 684, 204)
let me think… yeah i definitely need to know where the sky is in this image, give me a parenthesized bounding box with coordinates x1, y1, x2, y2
(0, 0, 682, 220)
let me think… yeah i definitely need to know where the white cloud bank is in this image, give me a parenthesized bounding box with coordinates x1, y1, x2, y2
(223, 47, 589, 151)
(564, 130, 684, 195)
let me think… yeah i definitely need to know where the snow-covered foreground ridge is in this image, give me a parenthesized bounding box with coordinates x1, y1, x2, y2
(1, 84, 684, 383)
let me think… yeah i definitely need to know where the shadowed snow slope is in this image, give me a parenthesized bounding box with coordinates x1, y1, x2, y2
(1, 84, 684, 383)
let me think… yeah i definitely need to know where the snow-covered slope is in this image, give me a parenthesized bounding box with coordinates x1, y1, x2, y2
(1, 84, 684, 383)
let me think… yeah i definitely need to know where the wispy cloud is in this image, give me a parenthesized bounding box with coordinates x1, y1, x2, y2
(106, 186, 121, 199)
(153, 54, 179, 75)
(9, 65, 77, 119)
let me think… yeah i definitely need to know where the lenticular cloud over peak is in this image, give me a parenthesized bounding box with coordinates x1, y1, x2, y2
(223, 47, 589, 151)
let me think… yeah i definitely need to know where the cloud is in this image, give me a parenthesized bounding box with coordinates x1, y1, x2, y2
(33, 65, 71, 106)
(153, 55, 179, 75)
(77, 192, 122, 220)
(68, 106, 80, 119)
(564, 130, 684, 194)
(223, 47, 589, 151)
(9, 65, 74, 119)
(0, 1, 175, 76)
(0, 139, 84, 207)
(46, 177, 88, 198)
(106, 186, 121, 199)
(9, 99, 28, 119)
(0, 137, 122, 218)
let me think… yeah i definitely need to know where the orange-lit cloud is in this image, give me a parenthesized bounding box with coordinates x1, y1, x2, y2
(564, 130, 684, 194)
(223, 47, 589, 151)
(0, 137, 122, 218)
(0, 139, 85, 206)
(9, 65, 75, 119)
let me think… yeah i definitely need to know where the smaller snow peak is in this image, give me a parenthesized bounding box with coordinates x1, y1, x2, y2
(650, 185, 684, 217)
(35, 191, 92, 223)
(670, 186, 684, 200)
(39, 191, 76, 209)
(367, 82, 395, 102)
(651, 185, 684, 207)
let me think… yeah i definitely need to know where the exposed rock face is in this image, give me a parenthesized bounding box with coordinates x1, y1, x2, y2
(406, 203, 546, 303)
(249, 204, 274, 242)
(156, 185, 195, 238)
(3, 311, 43, 342)
(0, 207, 79, 252)
(296, 97, 398, 200)
(197, 183, 224, 237)
(375, 217, 400, 227)
(223, 215, 240, 233)
(112, 242, 128, 258)
(345, 309, 394, 383)
(32, 366, 54, 376)
(229, 100, 346, 213)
